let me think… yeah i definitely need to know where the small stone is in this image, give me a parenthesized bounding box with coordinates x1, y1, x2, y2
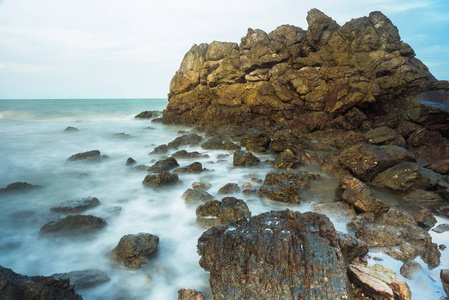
(126, 157, 137, 166)
(432, 224, 449, 234)
(400, 261, 423, 279)
(64, 126, 78, 132)
(440, 244, 447, 251)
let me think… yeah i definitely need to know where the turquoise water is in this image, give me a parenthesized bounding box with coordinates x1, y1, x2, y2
(0, 99, 447, 299)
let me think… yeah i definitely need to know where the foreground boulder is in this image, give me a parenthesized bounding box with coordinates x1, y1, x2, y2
(110, 233, 159, 269)
(197, 210, 353, 299)
(0, 265, 82, 300)
(348, 263, 411, 300)
(39, 215, 107, 237)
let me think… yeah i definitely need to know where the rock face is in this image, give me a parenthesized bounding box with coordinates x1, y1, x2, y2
(197, 210, 353, 299)
(164, 9, 446, 128)
(0, 265, 82, 300)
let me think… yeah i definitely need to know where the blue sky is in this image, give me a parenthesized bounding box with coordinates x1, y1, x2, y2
(0, 0, 448, 99)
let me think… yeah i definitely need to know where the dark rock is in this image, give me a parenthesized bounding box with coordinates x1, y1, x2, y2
(400, 261, 423, 279)
(168, 133, 203, 149)
(413, 209, 437, 230)
(429, 159, 449, 175)
(259, 182, 301, 204)
(441, 269, 449, 298)
(338, 232, 369, 264)
(217, 183, 240, 195)
(50, 197, 100, 214)
(438, 206, 449, 218)
(182, 188, 214, 205)
(347, 213, 375, 231)
(348, 263, 411, 300)
(173, 162, 204, 173)
(171, 150, 208, 159)
(50, 269, 110, 290)
(376, 209, 417, 228)
(364, 126, 406, 147)
(39, 215, 107, 237)
(178, 289, 204, 300)
(0, 182, 41, 194)
(196, 197, 251, 227)
(126, 157, 137, 166)
(421, 243, 441, 268)
(432, 224, 449, 234)
(336, 176, 389, 216)
(200, 138, 240, 151)
(372, 162, 441, 192)
(311, 201, 356, 219)
(0, 265, 82, 300)
(110, 233, 159, 269)
(113, 132, 131, 138)
(135, 164, 149, 171)
(339, 144, 415, 181)
(274, 149, 299, 169)
(355, 224, 408, 247)
(240, 129, 271, 151)
(197, 210, 353, 299)
(135, 110, 161, 119)
(191, 182, 212, 191)
(147, 157, 179, 173)
(64, 126, 78, 132)
(296, 149, 323, 165)
(270, 129, 304, 153)
(67, 150, 108, 161)
(233, 150, 260, 167)
(151, 144, 168, 154)
(142, 172, 179, 188)
(402, 189, 444, 205)
(440, 244, 447, 251)
(263, 170, 311, 190)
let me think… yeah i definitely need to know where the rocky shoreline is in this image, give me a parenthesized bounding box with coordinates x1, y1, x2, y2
(1, 8, 449, 300)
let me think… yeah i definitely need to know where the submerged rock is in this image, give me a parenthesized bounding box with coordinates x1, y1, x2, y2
(0, 182, 41, 194)
(64, 126, 78, 132)
(441, 269, 449, 298)
(399, 261, 423, 279)
(168, 133, 203, 149)
(142, 172, 179, 188)
(217, 183, 240, 195)
(110, 233, 159, 270)
(50, 197, 101, 214)
(50, 269, 110, 290)
(197, 210, 353, 299)
(173, 162, 204, 173)
(147, 157, 179, 173)
(67, 150, 108, 162)
(39, 215, 107, 237)
(0, 265, 82, 300)
(171, 150, 208, 159)
(348, 263, 411, 300)
(196, 197, 251, 227)
(232, 150, 260, 166)
(151, 144, 169, 154)
(274, 149, 300, 169)
(182, 188, 214, 205)
(126, 157, 137, 166)
(135, 110, 161, 119)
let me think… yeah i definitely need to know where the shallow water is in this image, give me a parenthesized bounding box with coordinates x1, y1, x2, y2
(0, 99, 448, 299)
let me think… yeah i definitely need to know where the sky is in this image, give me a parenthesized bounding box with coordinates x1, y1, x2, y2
(0, 0, 448, 99)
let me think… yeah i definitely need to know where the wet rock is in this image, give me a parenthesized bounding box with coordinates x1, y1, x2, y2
(274, 149, 299, 169)
(142, 172, 180, 188)
(270, 129, 304, 153)
(295, 149, 323, 165)
(135, 164, 150, 171)
(135, 111, 161, 119)
(240, 129, 271, 152)
(67, 150, 108, 161)
(338, 232, 369, 264)
(178, 289, 204, 300)
(355, 224, 408, 247)
(39, 215, 107, 237)
(311, 201, 357, 219)
(382, 244, 420, 262)
(432, 224, 449, 234)
(50, 269, 110, 290)
(263, 170, 311, 190)
(50, 197, 101, 214)
(173, 162, 204, 173)
(233, 150, 260, 167)
(151, 144, 168, 154)
(126, 157, 137, 166)
(147, 157, 179, 173)
(402, 189, 444, 205)
(441, 269, 449, 298)
(376, 209, 417, 228)
(182, 188, 214, 205)
(428, 159, 449, 175)
(339, 144, 415, 181)
(64, 126, 78, 132)
(348, 263, 411, 300)
(399, 261, 423, 279)
(347, 213, 375, 231)
(198, 210, 353, 299)
(217, 183, 240, 195)
(438, 206, 449, 218)
(259, 182, 301, 204)
(0, 182, 41, 194)
(0, 265, 82, 300)
(168, 133, 203, 149)
(196, 197, 251, 227)
(413, 209, 437, 230)
(421, 243, 441, 268)
(110, 233, 159, 269)
(364, 126, 406, 147)
(192, 182, 212, 191)
(171, 150, 208, 159)
(201, 138, 240, 150)
(372, 162, 441, 192)
(336, 176, 389, 216)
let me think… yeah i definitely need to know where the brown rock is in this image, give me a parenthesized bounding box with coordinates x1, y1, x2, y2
(441, 269, 449, 298)
(110, 233, 159, 269)
(196, 197, 251, 227)
(218, 183, 240, 194)
(142, 172, 179, 188)
(178, 289, 204, 300)
(400, 261, 423, 279)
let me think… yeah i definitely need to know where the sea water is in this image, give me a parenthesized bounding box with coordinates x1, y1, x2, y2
(0, 98, 447, 299)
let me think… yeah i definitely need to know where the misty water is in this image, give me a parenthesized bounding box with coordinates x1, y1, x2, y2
(0, 99, 448, 299)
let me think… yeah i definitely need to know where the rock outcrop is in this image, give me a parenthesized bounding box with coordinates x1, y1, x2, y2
(164, 9, 448, 129)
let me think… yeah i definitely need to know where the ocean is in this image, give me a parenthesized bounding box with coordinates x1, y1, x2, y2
(0, 98, 447, 299)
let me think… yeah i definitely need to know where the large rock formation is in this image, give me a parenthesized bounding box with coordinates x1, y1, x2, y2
(164, 9, 448, 128)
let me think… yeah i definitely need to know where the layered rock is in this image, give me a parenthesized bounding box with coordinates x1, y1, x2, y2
(164, 9, 447, 128)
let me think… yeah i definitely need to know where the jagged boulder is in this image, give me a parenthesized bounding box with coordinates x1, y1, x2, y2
(196, 197, 251, 227)
(110, 233, 159, 269)
(197, 210, 353, 299)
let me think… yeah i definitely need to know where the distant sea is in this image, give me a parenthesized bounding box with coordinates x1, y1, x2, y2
(0, 98, 447, 299)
